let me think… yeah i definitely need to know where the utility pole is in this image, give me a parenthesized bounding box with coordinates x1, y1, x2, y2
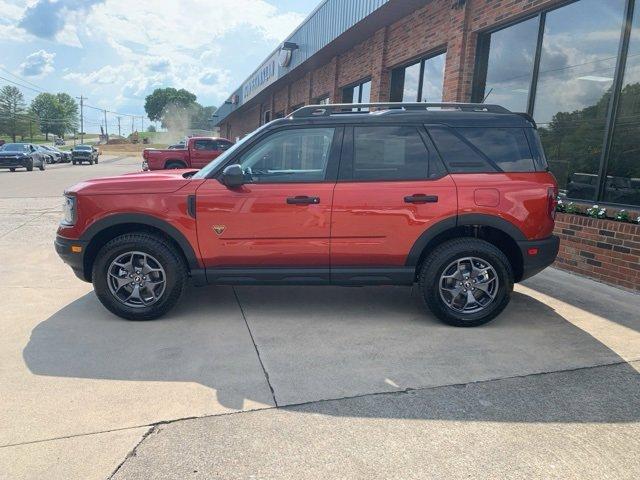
(141, 116, 144, 132)
(103, 109, 108, 141)
(76, 95, 86, 144)
(131, 116, 134, 135)
(117, 116, 122, 137)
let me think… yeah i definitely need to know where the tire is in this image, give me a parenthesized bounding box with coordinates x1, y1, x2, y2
(9, 168, 15, 172)
(72, 160, 77, 165)
(26, 162, 33, 172)
(89, 159, 94, 165)
(92, 233, 188, 321)
(418, 238, 514, 327)
(165, 161, 185, 169)
(39, 161, 45, 171)
(95, 158, 98, 164)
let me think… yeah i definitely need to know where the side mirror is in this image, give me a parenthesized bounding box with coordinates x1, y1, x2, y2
(220, 164, 246, 187)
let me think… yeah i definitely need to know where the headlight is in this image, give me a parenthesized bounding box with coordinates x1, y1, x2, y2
(62, 195, 77, 226)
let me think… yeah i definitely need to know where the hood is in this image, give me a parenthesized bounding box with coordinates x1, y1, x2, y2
(65, 169, 202, 195)
(0, 151, 27, 157)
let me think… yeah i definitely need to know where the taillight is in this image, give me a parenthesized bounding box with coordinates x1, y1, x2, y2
(548, 187, 558, 220)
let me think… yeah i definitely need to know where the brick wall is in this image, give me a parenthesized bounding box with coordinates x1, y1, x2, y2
(219, 0, 573, 135)
(554, 213, 640, 292)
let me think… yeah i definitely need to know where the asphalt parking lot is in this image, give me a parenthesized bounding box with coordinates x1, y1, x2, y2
(0, 155, 639, 479)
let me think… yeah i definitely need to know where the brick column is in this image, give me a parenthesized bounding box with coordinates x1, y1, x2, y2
(329, 56, 340, 103)
(370, 26, 390, 102)
(307, 71, 314, 103)
(442, 0, 474, 102)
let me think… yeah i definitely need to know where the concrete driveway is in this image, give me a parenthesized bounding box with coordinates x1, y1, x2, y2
(0, 156, 639, 479)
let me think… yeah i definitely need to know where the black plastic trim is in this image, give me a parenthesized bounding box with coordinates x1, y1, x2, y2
(80, 213, 200, 270)
(517, 235, 560, 281)
(187, 195, 196, 218)
(206, 268, 331, 285)
(405, 216, 457, 267)
(204, 267, 415, 286)
(457, 213, 527, 241)
(55, 235, 89, 282)
(331, 267, 414, 285)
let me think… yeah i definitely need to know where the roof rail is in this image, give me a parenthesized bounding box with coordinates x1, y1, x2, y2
(289, 102, 511, 118)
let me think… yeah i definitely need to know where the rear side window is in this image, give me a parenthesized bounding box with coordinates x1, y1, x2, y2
(194, 140, 217, 151)
(428, 126, 536, 173)
(351, 126, 430, 181)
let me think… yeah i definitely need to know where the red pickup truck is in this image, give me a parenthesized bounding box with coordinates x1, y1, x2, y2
(142, 137, 233, 171)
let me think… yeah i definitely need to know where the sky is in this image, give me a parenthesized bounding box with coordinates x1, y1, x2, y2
(0, 0, 319, 132)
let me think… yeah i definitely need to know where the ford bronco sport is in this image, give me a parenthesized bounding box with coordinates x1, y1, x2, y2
(55, 103, 559, 327)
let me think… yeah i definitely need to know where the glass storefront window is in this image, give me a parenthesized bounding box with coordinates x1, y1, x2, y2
(534, 0, 625, 201)
(342, 79, 371, 111)
(390, 52, 446, 102)
(473, 0, 639, 207)
(605, 3, 640, 205)
(481, 17, 539, 112)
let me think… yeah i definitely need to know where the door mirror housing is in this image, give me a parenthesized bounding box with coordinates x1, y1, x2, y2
(220, 164, 246, 187)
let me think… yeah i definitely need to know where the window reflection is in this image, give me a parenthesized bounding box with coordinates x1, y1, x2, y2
(535, 0, 625, 201)
(390, 52, 446, 102)
(605, 3, 640, 205)
(482, 17, 538, 111)
(421, 53, 445, 102)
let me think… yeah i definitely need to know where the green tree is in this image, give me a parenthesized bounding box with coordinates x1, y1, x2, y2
(30, 93, 58, 140)
(147, 124, 157, 132)
(30, 92, 78, 139)
(144, 88, 197, 128)
(0, 86, 29, 142)
(54, 93, 78, 137)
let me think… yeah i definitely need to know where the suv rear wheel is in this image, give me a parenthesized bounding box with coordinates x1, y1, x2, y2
(419, 238, 513, 327)
(92, 233, 188, 320)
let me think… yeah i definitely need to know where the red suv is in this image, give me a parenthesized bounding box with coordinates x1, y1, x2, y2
(56, 103, 559, 327)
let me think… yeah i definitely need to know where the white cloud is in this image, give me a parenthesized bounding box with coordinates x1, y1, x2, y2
(20, 49, 55, 76)
(1, 0, 308, 111)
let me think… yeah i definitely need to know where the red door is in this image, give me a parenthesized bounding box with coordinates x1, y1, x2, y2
(195, 126, 342, 274)
(331, 125, 458, 267)
(195, 180, 333, 267)
(190, 139, 222, 168)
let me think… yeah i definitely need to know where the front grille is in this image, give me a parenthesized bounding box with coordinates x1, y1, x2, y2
(0, 157, 20, 165)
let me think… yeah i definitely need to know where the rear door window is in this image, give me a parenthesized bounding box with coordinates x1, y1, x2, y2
(348, 126, 431, 181)
(194, 140, 217, 151)
(428, 126, 536, 173)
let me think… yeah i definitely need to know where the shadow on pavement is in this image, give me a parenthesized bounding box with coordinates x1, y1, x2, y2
(23, 283, 639, 422)
(522, 269, 640, 333)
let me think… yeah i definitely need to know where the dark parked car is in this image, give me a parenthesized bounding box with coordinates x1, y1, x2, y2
(0, 143, 46, 171)
(71, 145, 99, 165)
(42, 145, 70, 163)
(36, 145, 56, 164)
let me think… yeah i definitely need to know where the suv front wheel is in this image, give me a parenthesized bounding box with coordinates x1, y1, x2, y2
(419, 238, 514, 327)
(92, 233, 188, 320)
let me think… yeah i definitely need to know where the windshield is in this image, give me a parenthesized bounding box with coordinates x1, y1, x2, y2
(192, 125, 269, 179)
(75, 145, 92, 151)
(2, 143, 28, 152)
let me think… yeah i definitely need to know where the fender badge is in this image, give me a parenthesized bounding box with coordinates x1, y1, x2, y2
(213, 225, 226, 235)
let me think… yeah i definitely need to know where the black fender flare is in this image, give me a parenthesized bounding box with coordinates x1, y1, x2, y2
(80, 213, 200, 270)
(405, 214, 526, 267)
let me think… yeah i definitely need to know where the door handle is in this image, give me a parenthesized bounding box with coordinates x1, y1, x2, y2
(287, 196, 320, 205)
(404, 194, 438, 204)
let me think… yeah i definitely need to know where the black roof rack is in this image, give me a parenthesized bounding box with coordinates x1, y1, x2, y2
(289, 102, 511, 119)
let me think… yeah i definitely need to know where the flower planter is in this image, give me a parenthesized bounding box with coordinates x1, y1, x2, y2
(553, 213, 640, 292)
